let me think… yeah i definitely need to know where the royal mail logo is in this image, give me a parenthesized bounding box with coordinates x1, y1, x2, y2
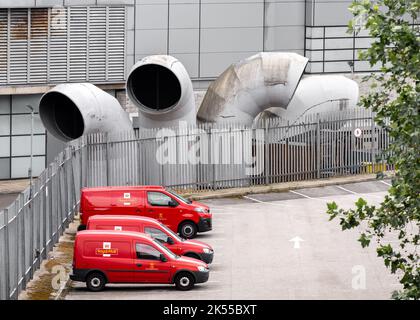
(146, 262, 158, 271)
(96, 242, 118, 257)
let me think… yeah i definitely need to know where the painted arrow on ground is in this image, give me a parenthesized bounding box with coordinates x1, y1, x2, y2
(289, 236, 304, 249)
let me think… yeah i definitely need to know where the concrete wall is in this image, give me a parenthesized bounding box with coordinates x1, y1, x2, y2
(126, 0, 309, 88)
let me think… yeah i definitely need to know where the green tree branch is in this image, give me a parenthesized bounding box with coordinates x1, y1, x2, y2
(327, 0, 419, 300)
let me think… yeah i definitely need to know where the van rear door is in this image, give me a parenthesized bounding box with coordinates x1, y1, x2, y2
(86, 191, 114, 215)
(84, 240, 135, 283)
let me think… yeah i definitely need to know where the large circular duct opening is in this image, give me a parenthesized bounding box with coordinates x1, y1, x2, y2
(39, 92, 84, 141)
(127, 64, 182, 112)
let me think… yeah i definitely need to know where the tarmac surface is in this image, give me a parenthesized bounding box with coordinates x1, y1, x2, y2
(66, 179, 400, 300)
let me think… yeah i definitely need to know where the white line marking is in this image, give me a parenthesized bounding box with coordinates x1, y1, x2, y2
(289, 190, 313, 199)
(336, 185, 358, 195)
(380, 180, 392, 187)
(243, 195, 291, 206)
(335, 186, 386, 200)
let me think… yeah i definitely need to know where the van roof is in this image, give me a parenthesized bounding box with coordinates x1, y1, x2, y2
(76, 230, 153, 241)
(88, 215, 158, 224)
(82, 186, 165, 192)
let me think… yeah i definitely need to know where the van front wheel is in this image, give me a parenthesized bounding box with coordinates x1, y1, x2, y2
(86, 272, 106, 292)
(179, 222, 197, 239)
(175, 272, 195, 291)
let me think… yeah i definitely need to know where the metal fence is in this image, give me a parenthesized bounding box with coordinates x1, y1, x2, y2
(0, 108, 392, 299)
(0, 140, 85, 300)
(85, 108, 392, 191)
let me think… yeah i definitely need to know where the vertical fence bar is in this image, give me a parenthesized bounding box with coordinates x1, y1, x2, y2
(3, 208, 10, 299)
(316, 116, 321, 179)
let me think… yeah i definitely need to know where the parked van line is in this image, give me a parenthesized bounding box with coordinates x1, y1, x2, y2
(87, 215, 214, 263)
(70, 230, 210, 291)
(78, 186, 212, 238)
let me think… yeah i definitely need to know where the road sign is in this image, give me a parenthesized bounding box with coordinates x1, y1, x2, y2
(354, 128, 362, 138)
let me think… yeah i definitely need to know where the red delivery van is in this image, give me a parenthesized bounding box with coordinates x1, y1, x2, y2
(87, 215, 214, 263)
(70, 230, 210, 291)
(78, 186, 212, 238)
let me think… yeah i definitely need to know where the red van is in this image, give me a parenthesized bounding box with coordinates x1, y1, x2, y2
(87, 215, 214, 263)
(70, 230, 210, 291)
(78, 186, 212, 238)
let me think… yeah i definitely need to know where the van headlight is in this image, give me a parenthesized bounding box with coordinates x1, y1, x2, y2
(203, 248, 213, 254)
(197, 266, 209, 272)
(194, 207, 205, 213)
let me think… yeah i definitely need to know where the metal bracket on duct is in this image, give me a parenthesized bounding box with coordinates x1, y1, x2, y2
(197, 52, 309, 125)
(126, 55, 196, 128)
(39, 83, 134, 142)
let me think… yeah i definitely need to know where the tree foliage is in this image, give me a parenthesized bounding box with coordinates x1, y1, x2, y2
(326, 0, 420, 299)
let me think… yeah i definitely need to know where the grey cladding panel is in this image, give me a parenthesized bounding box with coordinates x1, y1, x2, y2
(200, 27, 263, 53)
(265, 1, 305, 27)
(201, 3, 263, 28)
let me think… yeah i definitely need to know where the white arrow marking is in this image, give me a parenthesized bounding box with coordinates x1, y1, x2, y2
(289, 236, 304, 249)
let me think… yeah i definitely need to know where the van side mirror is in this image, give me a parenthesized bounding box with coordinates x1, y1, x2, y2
(160, 253, 167, 262)
(167, 237, 175, 245)
(168, 199, 178, 207)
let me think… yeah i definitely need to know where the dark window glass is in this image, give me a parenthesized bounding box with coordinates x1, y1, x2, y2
(147, 191, 175, 207)
(135, 243, 161, 260)
(144, 227, 169, 243)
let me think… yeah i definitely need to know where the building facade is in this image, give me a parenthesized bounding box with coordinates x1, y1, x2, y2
(0, 0, 388, 179)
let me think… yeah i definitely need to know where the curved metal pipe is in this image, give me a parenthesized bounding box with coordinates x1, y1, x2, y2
(39, 83, 133, 142)
(197, 52, 309, 125)
(257, 75, 360, 124)
(127, 55, 196, 128)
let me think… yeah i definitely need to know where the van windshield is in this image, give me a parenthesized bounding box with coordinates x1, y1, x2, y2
(153, 239, 179, 259)
(159, 223, 184, 242)
(166, 189, 192, 204)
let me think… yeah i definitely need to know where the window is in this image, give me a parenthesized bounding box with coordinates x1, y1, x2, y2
(147, 192, 176, 207)
(166, 188, 192, 204)
(144, 227, 169, 243)
(0, 94, 46, 179)
(135, 243, 161, 261)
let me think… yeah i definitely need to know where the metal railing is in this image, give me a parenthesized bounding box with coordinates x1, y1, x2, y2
(85, 108, 392, 191)
(0, 108, 392, 299)
(0, 140, 85, 300)
(304, 24, 419, 74)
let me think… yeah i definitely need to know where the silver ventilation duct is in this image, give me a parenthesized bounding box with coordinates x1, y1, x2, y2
(127, 55, 196, 128)
(197, 52, 309, 125)
(39, 83, 133, 142)
(257, 75, 360, 124)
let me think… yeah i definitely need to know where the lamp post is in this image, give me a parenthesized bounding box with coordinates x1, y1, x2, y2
(347, 61, 355, 79)
(26, 104, 34, 199)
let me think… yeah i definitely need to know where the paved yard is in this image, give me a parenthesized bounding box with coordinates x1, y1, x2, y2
(66, 179, 400, 300)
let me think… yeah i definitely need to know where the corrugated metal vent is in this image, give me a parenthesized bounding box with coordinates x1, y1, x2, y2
(0, 6, 126, 86)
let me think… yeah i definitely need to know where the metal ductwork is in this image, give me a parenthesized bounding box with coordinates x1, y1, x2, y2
(197, 52, 309, 125)
(39, 83, 133, 142)
(127, 55, 196, 128)
(257, 75, 360, 124)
